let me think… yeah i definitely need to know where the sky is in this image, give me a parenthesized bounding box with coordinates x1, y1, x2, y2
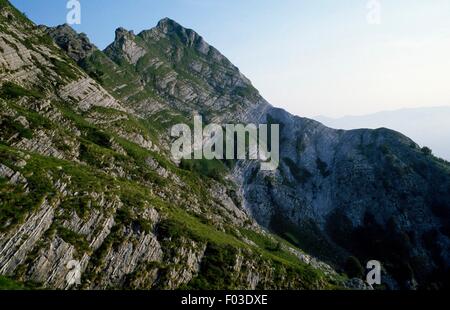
(10, 0, 450, 118)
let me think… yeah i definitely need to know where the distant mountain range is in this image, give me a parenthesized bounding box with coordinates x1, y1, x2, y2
(315, 106, 450, 161)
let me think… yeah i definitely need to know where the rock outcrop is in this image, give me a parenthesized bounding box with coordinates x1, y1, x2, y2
(42, 24, 97, 63)
(236, 107, 450, 289)
(82, 16, 450, 289)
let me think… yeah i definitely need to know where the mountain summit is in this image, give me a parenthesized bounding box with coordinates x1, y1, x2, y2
(42, 23, 98, 62)
(0, 2, 342, 290)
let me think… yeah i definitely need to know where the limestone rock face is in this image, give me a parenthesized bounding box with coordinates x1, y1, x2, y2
(104, 28, 146, 65)
(58, 77, 125, 112)
(160, 237, 207, 289)
(344, 278, 374, 290)
(0, 199, 56, 276)
(13, 129, 75, 160)
(43, 24, 97, 63)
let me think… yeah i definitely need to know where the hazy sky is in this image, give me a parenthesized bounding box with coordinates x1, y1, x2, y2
(10, 0, 450, 118)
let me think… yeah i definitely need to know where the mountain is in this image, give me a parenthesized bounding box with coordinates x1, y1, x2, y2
(239, 110, 450, 289)
(315, 106, 450, 161)
(1, 0, 449, 290)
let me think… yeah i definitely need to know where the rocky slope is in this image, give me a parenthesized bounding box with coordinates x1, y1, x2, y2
(0, 0, 345, 290)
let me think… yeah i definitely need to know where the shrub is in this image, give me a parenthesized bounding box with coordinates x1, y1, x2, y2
(0, 118, 33, 140)
(57, 226, 90, 254)
(421, 146, 432, 156)
(156, 219, 186, 239)
(86, 128, 111, 148)
(0, 276, 26, 290)
(180, 158, 226, 181)
(187, 243, 237, 289)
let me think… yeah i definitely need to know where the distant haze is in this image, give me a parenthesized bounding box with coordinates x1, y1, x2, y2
(314, 106, 450, 161)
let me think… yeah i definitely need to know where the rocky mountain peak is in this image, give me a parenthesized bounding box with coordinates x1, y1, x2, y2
(114, 27, 136, 42)
(44, 23, 97, 62)
(156, 17, 183, 34)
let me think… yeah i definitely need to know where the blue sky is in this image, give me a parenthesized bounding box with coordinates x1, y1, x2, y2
(10, 0, 450, 118)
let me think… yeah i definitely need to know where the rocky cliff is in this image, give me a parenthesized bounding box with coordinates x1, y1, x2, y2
(53, 16, 449, 289)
